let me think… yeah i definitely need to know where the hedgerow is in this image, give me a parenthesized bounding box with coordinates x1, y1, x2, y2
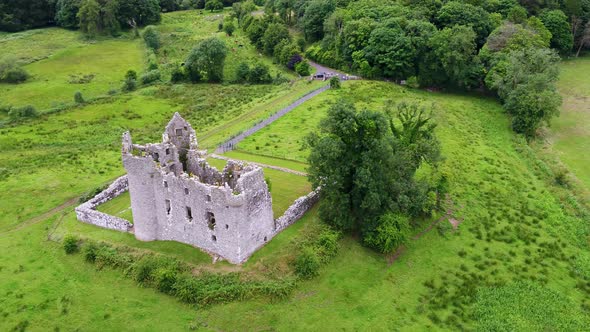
(66, 238, 295, 307)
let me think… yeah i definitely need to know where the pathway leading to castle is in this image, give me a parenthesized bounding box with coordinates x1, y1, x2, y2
(215, 84, 330, 153)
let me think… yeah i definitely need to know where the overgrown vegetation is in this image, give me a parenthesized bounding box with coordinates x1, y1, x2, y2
(68, 237, 296, 307)
(307, 100, 442, 253)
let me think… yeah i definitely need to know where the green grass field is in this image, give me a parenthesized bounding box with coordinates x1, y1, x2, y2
(551, 57, 590, 189)
(0, 36, 144, 110)
(96, 191, 134, 222)
(1, 9, 590, 332)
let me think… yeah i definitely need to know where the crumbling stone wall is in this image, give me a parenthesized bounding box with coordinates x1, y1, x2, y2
(274, 188, 321, 232)
(75, 176, 132, 232)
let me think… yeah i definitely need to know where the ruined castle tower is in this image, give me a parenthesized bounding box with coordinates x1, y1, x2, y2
(122, 113, 275, 264)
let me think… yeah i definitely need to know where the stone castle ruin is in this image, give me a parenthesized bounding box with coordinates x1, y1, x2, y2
(76, 113, 319, 264)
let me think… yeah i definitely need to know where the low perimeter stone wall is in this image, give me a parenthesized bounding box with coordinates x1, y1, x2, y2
(75, 175, 321, 258)
(274, 187, 321, 232)
(75, 176, 132, 232)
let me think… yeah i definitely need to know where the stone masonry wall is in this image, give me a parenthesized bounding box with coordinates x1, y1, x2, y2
(75, 176, 132, 232)
(274, 187, 321, 232)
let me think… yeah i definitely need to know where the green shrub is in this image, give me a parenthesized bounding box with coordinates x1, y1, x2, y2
(363, 212, 410, 253)
(122, 78, 137, 92)
(264, 176, 272, 192)
(141, 70, 161, 84)
(235, 62, 250, 83)
(82, 241, 99, 263)
(437, 220, 454, 238)
(170, 66, 186, 83)
(125, 70, 138, 81)
(295, 60, 311, 76)
(142, 25, 160, 50)
(329, 76, 341, 89)
(74, 91, 85, 104)
(63, 236, 79, 254)
(224, 21, 235, 36)
(8, 105, 38, 120)
(294, 246, 320, 279)
(316, 229, 340, 260)
(248, 63, 272, 84)
(0, 56, 29, 83)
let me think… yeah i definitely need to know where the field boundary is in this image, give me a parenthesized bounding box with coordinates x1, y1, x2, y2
(215, 84, 330, 153)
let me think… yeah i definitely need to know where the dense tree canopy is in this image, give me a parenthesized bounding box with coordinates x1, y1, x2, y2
(185, 37, 228, 83)
(307, 101, 441, 252)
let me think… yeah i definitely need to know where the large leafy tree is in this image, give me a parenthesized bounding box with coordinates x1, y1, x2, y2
(78, 0, 101, 37)
(540, 10, 574, 54)
(0, 0, 56, 31)
(185, 37, 228, 82)
(117, 0, 160, 27)
(364, 26, 416, 80)
(436, 1, 493, 47)
(486, 48, 561, 138)
(307, 101, 441, 252)
(429, 25, 482, 88)
(262, 22, 290, 55)
(302, 0, 336, 42)
(56, 0, 82, 29)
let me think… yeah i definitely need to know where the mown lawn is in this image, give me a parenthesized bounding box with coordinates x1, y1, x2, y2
(551, 56, 590, 189)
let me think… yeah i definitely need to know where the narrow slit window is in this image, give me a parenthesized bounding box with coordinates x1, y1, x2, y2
(153, 152, 159, 162)
(165, 199, 171, 215)
(206, 194, 211, 202)
(184, 188, 189, 195)
(186, 206, 192, 221)
(206, 212, 216, 230)
(175, 128, 183, 136)
(163, 181, 168, 188)
(212, 235, 217, 242)
(166, 148, 170, 155)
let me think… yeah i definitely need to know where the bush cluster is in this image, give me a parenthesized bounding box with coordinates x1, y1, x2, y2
(67, 238, 296, 307)
(233, 62, 273, 84)
(140, 70, 161, 85)
(293, 228, 341, 279)
(7, 105, 38, 121)
(0, 56, 29, 83)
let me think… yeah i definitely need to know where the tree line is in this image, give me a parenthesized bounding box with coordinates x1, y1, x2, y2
(261, 0, 590, 138)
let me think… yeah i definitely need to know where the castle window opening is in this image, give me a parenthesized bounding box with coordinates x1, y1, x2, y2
(166, 148, 170, 155)
(175, 128, 182, 136)
(165, 199, 171, 215)
(186, 206, 192, 221)
(207, 212, 216, 230)
(225, 224, 229, 229)
(153, 152, 159, 162)
(164, 180, 168, 188)
(212, 235, 217, 242)
(264, 236, 267, 242)
(170, 164, 175, 173)
(206, 194, 211, 202)
(184, 188, 189, 195)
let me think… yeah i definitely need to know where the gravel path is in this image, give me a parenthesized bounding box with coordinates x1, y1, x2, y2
(215, 84, 330, 153)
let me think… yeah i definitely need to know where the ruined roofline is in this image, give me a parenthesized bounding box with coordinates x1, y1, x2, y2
(162, 112, 198, 150)
(122, 131, 263, 193)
